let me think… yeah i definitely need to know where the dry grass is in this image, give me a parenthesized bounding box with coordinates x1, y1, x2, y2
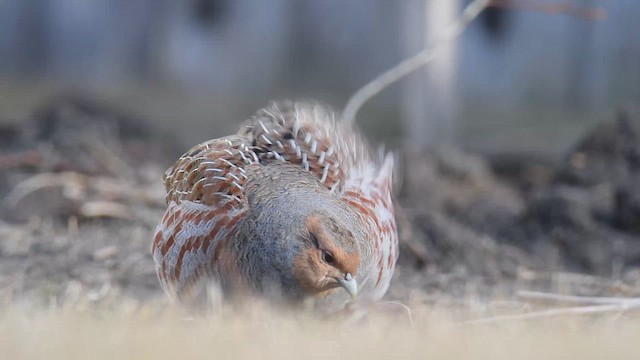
(1, 300, 639, 360)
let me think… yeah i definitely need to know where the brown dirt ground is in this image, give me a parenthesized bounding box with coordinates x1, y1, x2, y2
(2, 96, 640, 308)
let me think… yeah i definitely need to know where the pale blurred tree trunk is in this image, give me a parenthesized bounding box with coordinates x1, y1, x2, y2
(402, 0, 460, 148)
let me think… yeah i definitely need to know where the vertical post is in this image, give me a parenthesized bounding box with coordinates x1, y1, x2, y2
(402, 0, 460, 148)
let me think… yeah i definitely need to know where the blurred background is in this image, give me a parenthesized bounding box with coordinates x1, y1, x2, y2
(2, 0, 640, 306)
(1, 0, 637, 154)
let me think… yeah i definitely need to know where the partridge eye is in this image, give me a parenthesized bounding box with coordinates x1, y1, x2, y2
(322, 251, 335, 264)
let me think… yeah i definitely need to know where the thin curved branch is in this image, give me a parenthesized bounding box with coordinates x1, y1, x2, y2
(342, 0, 490, 127)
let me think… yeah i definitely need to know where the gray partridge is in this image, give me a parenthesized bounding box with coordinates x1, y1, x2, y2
(152, 102, 398, 312)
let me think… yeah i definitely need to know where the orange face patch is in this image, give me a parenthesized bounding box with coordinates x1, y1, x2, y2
(291, 214, 360, 296)
(305, 214, 360, 275)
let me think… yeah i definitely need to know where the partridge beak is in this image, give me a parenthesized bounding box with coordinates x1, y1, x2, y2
(337, 273, 358, 299)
